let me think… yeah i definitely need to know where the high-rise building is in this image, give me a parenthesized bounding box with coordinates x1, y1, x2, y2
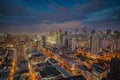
(41, 36, 46, 47)
(106, 29, 112, 35)
(68, 31, 72, 50)
(113, 31, 120, 53)
(16, 41, 26, 68)
(102, 38, 114, 53)
(109, 56, 120, 80)
(56, 27, 62, 46)
(75, 29, 78, 40)
(82, 27, 87, 35)
(72, 38, 76, 52)
(91, 30, 100, 54)
(63, 31, 69, 48)
(82, 27, 88, 41)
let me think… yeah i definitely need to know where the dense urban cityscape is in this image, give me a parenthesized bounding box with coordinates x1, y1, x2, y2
(0, 0, 120, 80)
(0, 27, 120, 80)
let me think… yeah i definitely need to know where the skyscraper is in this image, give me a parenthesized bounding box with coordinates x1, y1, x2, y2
(82, 27, 87, 36)
(41, 35, 46, 47)
(72, 38, 76, 52)
(56, 27, 62, 46)
(91, 30, 100, 54)
(68, 31, 72, 50)
(113, 31, 120, 53)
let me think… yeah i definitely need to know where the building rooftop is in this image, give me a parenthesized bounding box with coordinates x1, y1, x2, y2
(87, 68, 92, 73)
(32, 52, 45, 57)
(39, 66, 61, 78)
(80, 65, 87, 71)
(36, 62, 51, 67)
(92, 63, 105, 73)
(48, 58, 58, 64)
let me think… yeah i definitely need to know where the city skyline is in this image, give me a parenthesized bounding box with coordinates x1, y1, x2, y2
(0, 0, 120, 33)
(0, 27, 120, 80)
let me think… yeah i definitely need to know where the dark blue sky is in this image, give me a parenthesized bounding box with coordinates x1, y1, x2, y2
(0, 0, 120, 33)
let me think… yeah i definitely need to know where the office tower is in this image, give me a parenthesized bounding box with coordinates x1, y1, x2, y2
(41, 36, 46, 47)
(98, 31, 104, 52)
(106, 29, 112, 35)
(72, 38, 76, 52)
(75, 29, 78, 40)
(82, 27, 87, 35)
(82, 27, 88, 41)
(56, 27, 62, 46)
(102, 37, 114, 53)
(63, 31, 68, 48)
(113, 31, 120, 53)
(47, 30, 56, 45)
(110, 56, 120, 80)
(16, 41, 26, 68)
(68, 31, 72, 50)
(0, 35, 5, 47)
(29, 40, 34, 52)
(91, 29, 100, 54)
(82, 27, 90, 48)
(62, 35, 66, 47)
(106, 29, 112, 39)
(100, 30, 114, 53)
(5, 33, 13, 45)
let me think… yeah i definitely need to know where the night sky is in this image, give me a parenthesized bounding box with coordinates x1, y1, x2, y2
(0, 0, 120, 33)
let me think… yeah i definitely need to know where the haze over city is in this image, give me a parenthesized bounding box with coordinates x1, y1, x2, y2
(0, 0, 120, 33)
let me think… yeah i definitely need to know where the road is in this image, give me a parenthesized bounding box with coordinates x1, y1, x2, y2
(54, 64, 72, 78)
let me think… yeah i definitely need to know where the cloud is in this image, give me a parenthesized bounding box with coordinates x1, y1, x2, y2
(84, 21, 120, 31)
(0, 0, 120, 33)
(82, 7, 120, 23)
(74, 0, 107, 14)
(0, 0, 33, 16)
(0, 21, 83, 33)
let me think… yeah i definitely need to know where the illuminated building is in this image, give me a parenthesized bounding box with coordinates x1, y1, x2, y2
(62, 35, 66, 47)
(68, 31, 72, 50)
(15, 41, 27, 72)
(101, 29, 114, 53)
(29, 40, 34, 52)
(75, 29, 78, 42)
(38, 64, 63, 80)
(63, 31, 68, 48)
(92, 64, 107, 80)
(56, 27, 62, 46)
(32, 52, 46, 64)
(47, 30, 57, 45)
(86, 69, 92, 80)
(106, 29, 112, 39)
(72, 38, 76, 52)
(102, 37, 114, 53)
(0, 36, 5, 47)
(5, 33, 15, 46)
(91, 30, 100, 54)
(81, 27, 90, 48)
(41, 36, 46, 47)
(82, 27, 87, 37)
(113, 31, 120, 52)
